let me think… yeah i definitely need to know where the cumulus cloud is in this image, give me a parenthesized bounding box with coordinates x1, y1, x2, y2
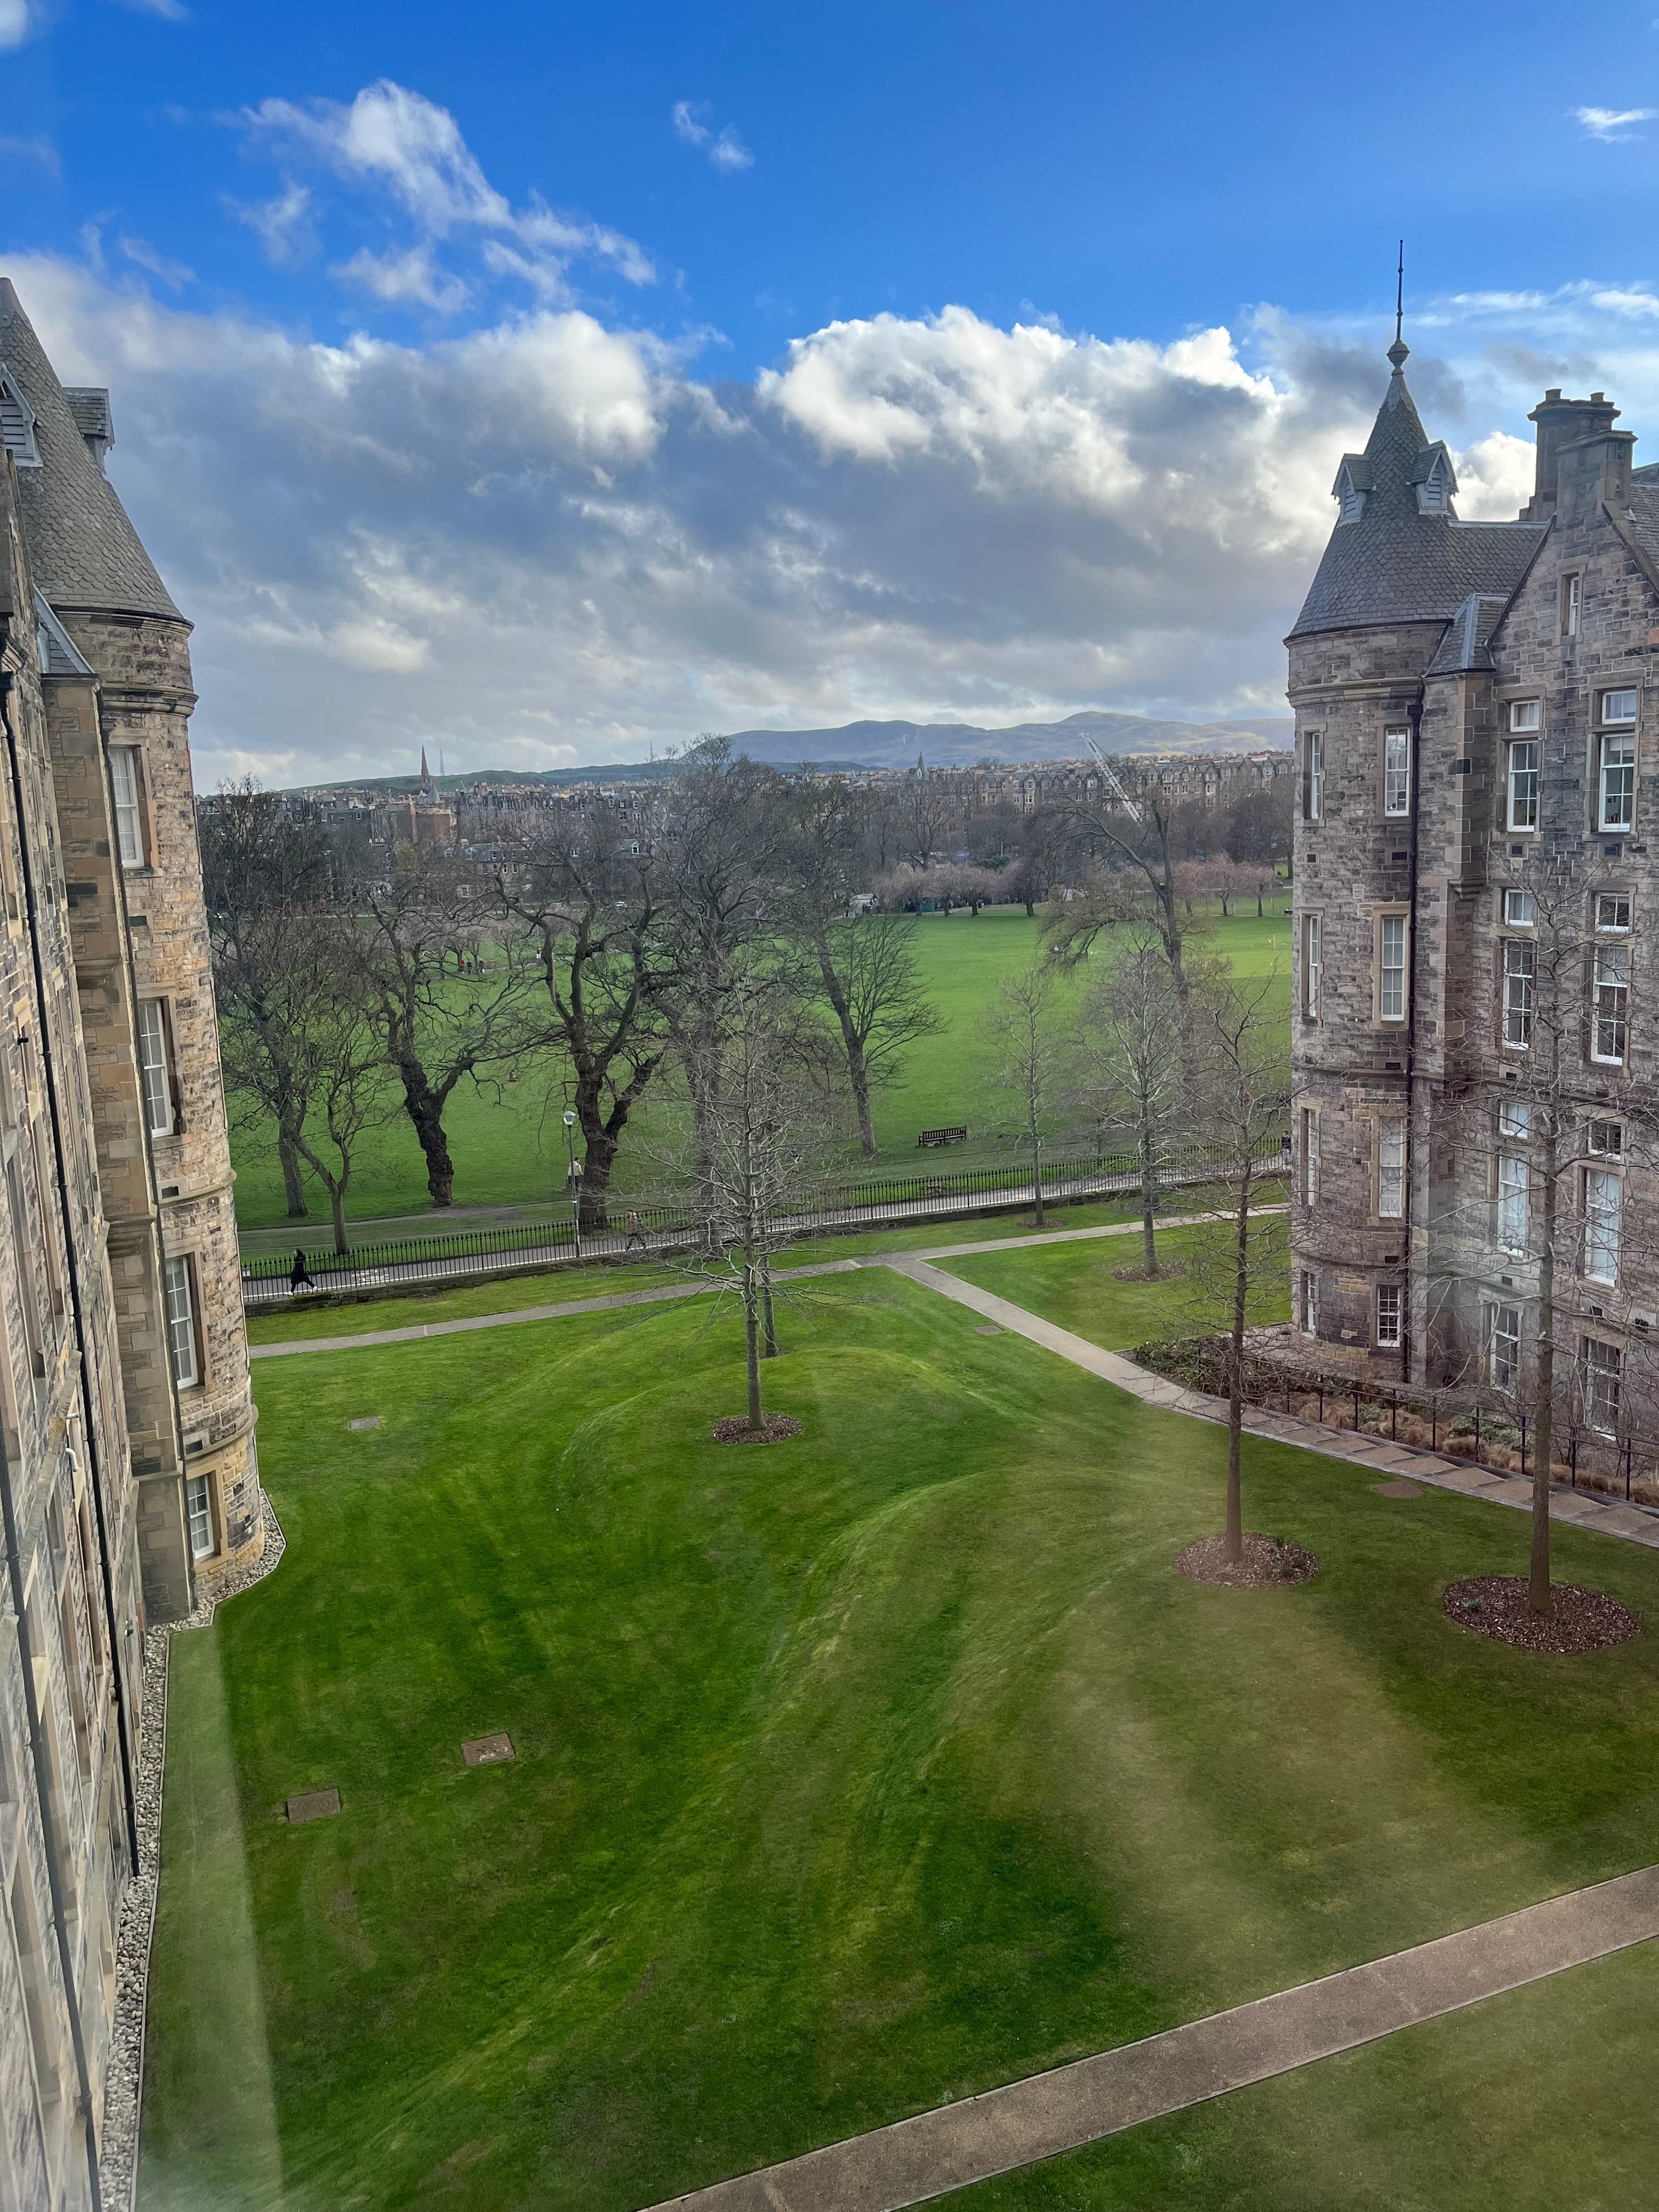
(242, 80, 511, 233)
(334, 242, 469, 314)
(672, 100, 753, 172)
(19, 247, 1659, 791)
(0, 134, 59, 175)
(1575, 105, 1657, 140)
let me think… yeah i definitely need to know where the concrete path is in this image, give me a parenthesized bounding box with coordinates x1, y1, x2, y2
(246, 1210, 1271, 1361)
(899, 1257, 1659, 1554)
(645, 1865, 1659, 2211)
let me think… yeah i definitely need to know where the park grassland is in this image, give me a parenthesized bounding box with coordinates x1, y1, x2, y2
(229, 905, 1292, 1234)
(143, 1263, 1659, 2210)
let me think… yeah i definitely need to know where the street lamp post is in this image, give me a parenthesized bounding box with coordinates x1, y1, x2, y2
(562, 1108, 582, 1260)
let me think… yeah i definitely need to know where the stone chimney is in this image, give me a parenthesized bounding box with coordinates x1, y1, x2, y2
(1522, 388, 1625, 518)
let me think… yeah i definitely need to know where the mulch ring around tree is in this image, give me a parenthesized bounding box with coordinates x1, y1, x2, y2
(1175, 1532, 1319, 1589)
(1443, 1576, 1639, 1655)
(1113, 1262, 1184, 1284)
(711, 1413, 804, 1446)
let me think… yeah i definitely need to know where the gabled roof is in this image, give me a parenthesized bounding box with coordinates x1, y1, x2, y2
(1290, 342, 1545, 640)
(0, 278, 180, 622)
(1332, 452, 1373, 495)
(34, 591, 94, 675)
(1410, 439, 1456, 488)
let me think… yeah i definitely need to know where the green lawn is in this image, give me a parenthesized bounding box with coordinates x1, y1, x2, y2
(145, 1264, 1659, 2210)
(229, 906, 1291, 1234)
(937, 1216, 1290, 1350)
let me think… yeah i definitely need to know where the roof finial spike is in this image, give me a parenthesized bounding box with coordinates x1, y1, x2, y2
(1387, 241, 1410, 370)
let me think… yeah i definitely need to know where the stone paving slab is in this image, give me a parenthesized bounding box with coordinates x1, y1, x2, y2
(646, 1867, 1659, 2212)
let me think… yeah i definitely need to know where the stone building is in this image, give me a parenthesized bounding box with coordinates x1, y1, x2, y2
(0, 278, 260, 2204)
(1289, 333, 1659, 1447)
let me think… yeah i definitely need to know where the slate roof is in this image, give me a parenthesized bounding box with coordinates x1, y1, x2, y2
(1425, 592, 1510, 676)
(1289, 346, 1545, 640)
(0, 279, 181, 622)
(1622, 482, 1659, 583)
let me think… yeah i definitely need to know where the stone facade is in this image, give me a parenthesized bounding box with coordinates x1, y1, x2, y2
(0, 278, 258, 2204)
(1289, 340, 1659, 1453)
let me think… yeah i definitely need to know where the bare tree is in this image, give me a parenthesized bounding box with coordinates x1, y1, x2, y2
(354, 844, 535, 1209)
(287, 947, 396, 1255)
(686, 970, 819, 1432)
(199, 781, 334, 1216)
(980, 961, 1065, 1228)
(1183, 968, 1290, 1564)
(1046, 765, 1192, 992)
(501, 814, 675, 1229)
(1080, 922, 1188, 1276)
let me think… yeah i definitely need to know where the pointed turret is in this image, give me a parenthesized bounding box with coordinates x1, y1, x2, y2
(419, 744, 434, 797)
(1289, 336, 1544, 640)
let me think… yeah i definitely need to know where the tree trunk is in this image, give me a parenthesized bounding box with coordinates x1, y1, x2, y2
(329, 1181, 348, 1257)
(743, 1267, 764, 1428)
(394, 1056, 456, 1208)
(816, 935, 877, 1154)
(278, 1119, 309, 1217)
(761, 1262, 778, 1358)
(1530, 1120, 1559, 1615)
(1224, 1167, 1251, 1562)
(1139, 1091, 1159, 1277)
(1029, 1102, 1045, 1228)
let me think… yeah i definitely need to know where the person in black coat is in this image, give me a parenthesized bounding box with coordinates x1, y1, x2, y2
(290, 1249, 317, 1291)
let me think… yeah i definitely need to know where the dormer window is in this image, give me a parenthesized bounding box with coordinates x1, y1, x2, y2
(0, 366, 40, 469)
(1413, 442, 1458, 516)
(1333, 454, 1372, 524)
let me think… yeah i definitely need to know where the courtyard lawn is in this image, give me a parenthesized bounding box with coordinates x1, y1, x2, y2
(936, 1215, 1291, 1350)
(228, 906, 1291, 1233)
(140, 1262, 1659, 2212)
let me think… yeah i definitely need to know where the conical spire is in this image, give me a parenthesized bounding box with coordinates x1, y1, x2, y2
(0, 278, 180, 620)
(419, 744, 432, 794)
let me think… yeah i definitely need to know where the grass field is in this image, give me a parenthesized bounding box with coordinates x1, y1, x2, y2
(144, 1260, 1659, 2211)
(228, 905, 1292, 1234)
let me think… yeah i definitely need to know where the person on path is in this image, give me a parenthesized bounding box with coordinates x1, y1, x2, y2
(290, 1248, 317, 1291)
(624, 1211, 646, 1252)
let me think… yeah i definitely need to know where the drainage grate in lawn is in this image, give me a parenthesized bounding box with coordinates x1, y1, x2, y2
(974, 1325, 1003, 1335)
(286, 1789, 341, 1823)
(346, 1417, 381, 1431)
(461, 1734, 515, 1767)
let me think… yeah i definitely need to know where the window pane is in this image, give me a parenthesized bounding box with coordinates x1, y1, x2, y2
(185, 1474, 213, 1561)
(137, 1000, 173, 1135)
(163, 1255, 198, 1386)
(1507, 741, 1539, 829)
(1302, 915, 1321, 1015)
(1384, 727, 1410, 816)
(1601, 690, 1638, 725)
(109, 747, 144, 869)
(1596, 894, 1630, 932)
(1498, 1153, 1529, 1251)
(1489, 1304, 1520, 1391)
(1498, 1098, 1531, 1138)
(1583, 1338, 1622, 1435)
(1584, 1169, 1621, 1282)
(1593, 944, 1629, 1063)
(1510, 699, 1541, 732)
(1301, 1107, 1318, 1205)
(1379, 914, 1406, 1020)
(1504, 889, 1534, 927)
(1376, 1284, 1401, 1346)
(1600, 733, 1636, 829)
(1503, 939, 1534, 1047)
(1378, 1119, 1405, 1217)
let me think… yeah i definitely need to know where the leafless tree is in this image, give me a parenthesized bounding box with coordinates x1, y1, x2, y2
(980, 961, 1065, 1228)
(287, 950, 396, 1255)
(500, 814, 675, 1229)
(1183, 968, 1291, 1563)
(1046, 764, 1192, 992)
(1080, 921, 1188, 1276)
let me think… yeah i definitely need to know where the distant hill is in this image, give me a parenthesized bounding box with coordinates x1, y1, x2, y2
(723, 710, 1292, 770)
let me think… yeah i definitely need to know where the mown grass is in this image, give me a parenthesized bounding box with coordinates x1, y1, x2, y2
(229, 906, 1291, 1233)
(145, 1266, 1659, 2210)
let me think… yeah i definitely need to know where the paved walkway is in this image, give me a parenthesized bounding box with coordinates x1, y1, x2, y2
(898, 1257, 1659, 1553)
(645, 1865, 1659, 2210)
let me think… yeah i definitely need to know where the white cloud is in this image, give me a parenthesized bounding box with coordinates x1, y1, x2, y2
(242, 80, 511, 234)
(24, 248, 1659, 791)
(111, 0, 189, 17)
(672, 100, 753, 173)
(334, 242, 469, 314)
(119, 235, 195, 289)
(0, 134, 59, 176)
(1575, 105, 1657, 141)
(0, 0, 37, 47)
(227, 181, 317, 268)
(1594, 287, 1659, 316)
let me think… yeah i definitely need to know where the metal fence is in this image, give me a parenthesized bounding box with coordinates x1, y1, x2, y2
(1146, 1339, 1659, 1509)
(240, 1141, 1289, 1308)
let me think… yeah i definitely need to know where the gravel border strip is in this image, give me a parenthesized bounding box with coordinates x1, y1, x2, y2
(99, 1496, 288, 2212)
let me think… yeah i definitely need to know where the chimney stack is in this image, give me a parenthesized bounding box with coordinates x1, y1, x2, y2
(1523, 389, 1623, 518)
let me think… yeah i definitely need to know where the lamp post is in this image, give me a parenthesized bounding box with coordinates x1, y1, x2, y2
(563, 1108, 582, 1260)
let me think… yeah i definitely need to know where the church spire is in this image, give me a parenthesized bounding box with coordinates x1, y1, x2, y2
(419, 744, 433, 797)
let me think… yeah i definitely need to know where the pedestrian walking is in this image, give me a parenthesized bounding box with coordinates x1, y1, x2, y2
(290, 1248, 317, 1291)
(624, 1211, 646, 1252)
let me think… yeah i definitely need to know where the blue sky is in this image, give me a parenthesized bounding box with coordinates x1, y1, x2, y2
(7, 0, 1659, 782)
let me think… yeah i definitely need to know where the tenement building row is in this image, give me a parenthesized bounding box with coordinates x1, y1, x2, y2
(0, 279, 260, 2206)
(1289, 334, 1659, 1444)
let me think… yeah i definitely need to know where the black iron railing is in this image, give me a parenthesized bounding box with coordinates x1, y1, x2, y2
(241, 1142, 1288, 1307)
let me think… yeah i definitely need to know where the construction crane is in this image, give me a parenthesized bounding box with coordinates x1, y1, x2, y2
(1082, 735, 1143, 827)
